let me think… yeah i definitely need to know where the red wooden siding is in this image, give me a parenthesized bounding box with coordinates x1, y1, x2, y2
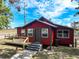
(17, 27, 22, 36)
(17, 17, 74, 46)
(56, 27, 74, 45)
(24, 21, 55, 45)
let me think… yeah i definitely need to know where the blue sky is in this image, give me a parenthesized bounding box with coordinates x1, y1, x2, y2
(5, 0, 79, 28)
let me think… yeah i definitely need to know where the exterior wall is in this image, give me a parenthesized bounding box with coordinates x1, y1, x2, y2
(24, 21, 55, 45)
(17, 21, 74, 46)
(17, 27, 22, 36)
(55, 27, 74, 45)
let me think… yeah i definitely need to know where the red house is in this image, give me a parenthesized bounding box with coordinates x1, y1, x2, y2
(17, 17, 74, 46)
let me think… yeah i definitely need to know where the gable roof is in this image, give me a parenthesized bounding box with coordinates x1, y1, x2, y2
(39, 17, 54, 24)
(37, 20, 57, 27)
(39, 17, 73, 29)
(22, 17, 73, 29)
(23, 19, 57, 28)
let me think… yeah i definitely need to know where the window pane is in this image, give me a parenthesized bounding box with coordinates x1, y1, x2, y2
(64, 31, 68, 33)
(28, 33, 33, 36)
(28, 29, 33, 33)
(27, 29, 33, 37)
(21, 29, 25, 35)
(63, 30, 68, 38)
(57, 30, 69, 38)
(58, 31, 62, 33)
(41, 28, 48, 38)
(21, 29, 25, 33)
(42, 34, 48, 37)
(57, 30, 62, 38)
(42, 29, 48, 33)
(64, 34, 68, 37)
(58, 33, 62, 37)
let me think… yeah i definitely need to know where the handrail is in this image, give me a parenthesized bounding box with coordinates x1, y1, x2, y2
(23, 37, 29, 43)
(23, 37, 29, 50)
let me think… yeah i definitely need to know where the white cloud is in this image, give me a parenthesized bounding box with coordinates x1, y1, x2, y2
(7, 0, 78, 18)
(13, 0, 78, 19)
(69, 1, 79, 8)
(29, 0, 78, 19)
(51, 18, 62, 25)
(9, 0, 79, 22)
(67, 23, 71, 27)
(6, 0, 79, 27)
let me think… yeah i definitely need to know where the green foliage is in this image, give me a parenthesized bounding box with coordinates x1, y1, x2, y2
(0, 1, 12, 29)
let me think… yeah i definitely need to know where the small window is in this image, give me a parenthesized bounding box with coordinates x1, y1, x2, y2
(21, 29, 25, 35)
(27, 28, 33, 37)
(57, 31, 62, 38)
(41, 28, 48, 38)
(57, 30, 69, 38)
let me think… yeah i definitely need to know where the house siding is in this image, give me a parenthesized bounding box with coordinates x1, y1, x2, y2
(17, 27, 22, 36)
(24, 21, 55, 45)
(17, 18, 74, 46)
(55, 27, 74, 45)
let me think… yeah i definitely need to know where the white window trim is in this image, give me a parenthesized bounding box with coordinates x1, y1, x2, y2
(57, 29, 69, 38)
(27, 28, 33, 37)
(41, 28, 48, 38)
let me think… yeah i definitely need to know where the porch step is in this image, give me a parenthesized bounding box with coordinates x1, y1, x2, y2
(26, 42, 42, 51)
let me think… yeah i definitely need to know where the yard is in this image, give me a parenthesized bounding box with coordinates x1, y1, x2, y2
(31, 47, 79, 59)
(0, 39, 23, 59)
(10, 46, 79, 59)
(0, 45, 79, 59)
(0, 28, 79, 59)
(0, 39, 79, 59)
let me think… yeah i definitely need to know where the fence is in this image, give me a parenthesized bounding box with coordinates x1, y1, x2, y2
(0, 29, 17, 39)
(75, 39, 79, 48)
(0, 34, 16, 39)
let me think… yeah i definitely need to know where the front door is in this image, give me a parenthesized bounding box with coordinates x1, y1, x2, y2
(34, 28, 41, 42)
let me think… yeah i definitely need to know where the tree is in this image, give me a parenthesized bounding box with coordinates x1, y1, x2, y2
(0, 0, 12, 29)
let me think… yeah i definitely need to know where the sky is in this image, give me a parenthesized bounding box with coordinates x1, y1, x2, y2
(5, 0, 79, 28)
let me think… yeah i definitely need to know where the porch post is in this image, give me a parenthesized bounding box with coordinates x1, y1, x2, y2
(49, 27, 52, 50)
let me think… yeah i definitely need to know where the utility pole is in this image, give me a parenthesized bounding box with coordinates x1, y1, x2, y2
(8, 0, 26, 25)
(24, 1, 26, 25)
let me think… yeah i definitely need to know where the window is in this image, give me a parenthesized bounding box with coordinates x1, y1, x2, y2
(57, 30, 69, 38)
(63, 30, 69, 38)
(41, 28, 48, 38)
(21, 29, 25, 35)
(27, 28, 33, 37)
